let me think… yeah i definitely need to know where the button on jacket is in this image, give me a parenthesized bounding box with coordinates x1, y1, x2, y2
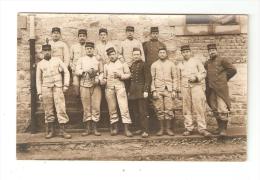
(128, 59, 149, 100)
(75, 55, 103, 88)
(36, 57, 70, 95)
(151, 59, 178, 92)
(119, 39, 145, 67)
(70, 43, 86, 73)
(49, 40, 70, 67)
(205, 56, 237, 110)
(103, 60, 131, 89)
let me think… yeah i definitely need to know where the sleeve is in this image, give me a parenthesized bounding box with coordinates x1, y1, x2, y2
(150, 63, 156, 92)
(139, 41, 145, 62)
(36, 62, 42, 95)
(69, 45, 74, 69)
(221, 58, 237, 81)
(60, 60, 70, 86)
(176, 63, 182, 92)
(171, 63, 178, 91)
(121, 63, 131, 80)
(143, 62, 150, 92)
(75, 58, 84, 76)
(98, 61, 104, 82)
(63, 42, 70, 68)
(195, 60, 206, 82)
(103, 64, 108, 83)
(142, 42, 147, 62)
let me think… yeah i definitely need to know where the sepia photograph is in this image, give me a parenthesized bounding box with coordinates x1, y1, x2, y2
(16, 13, 248, 161)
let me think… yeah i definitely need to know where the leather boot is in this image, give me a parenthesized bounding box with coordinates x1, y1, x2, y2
(212, 118, 222, 135)
(165, 120, 174, 136)
(220, 121, 228, 136)
(45, 122, 55, 139)
(59, 124, 72, 139)
(124, 123, 133, 137)
(82, 121, 91, 136)
(93, 121, 101, 136)
(110, 122, 119, 136)
(156, 120, 164, 136)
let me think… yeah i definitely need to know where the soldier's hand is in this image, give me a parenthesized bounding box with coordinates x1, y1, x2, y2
(63, 86, 69, 93)
(94, 78, 100, 85)
(171, 91, 176, 99)
(188, 76, 197, 83)
(100, 79, 107, 85)
(152, 91, 158, 100)
(143, 92, 149, 98)
(38, 94, 43, 101)
(58, 65, 64, 73)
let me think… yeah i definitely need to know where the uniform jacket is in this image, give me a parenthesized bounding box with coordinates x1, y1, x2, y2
(95, 41, 117, 65)
(75, 55, 103, 88)
(36, 57, 70, 95)
(70, 43, 86, 73)
(204, 56, 237, 110)
(128, 59, 149, 100)
(151, 59, 178, 92)
(177, 57, 206, 89)
(49, 40, 70, 67)
(119, 38, 145, 67)
(103, 59, 131, 89)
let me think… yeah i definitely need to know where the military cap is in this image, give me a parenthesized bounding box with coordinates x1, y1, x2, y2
(78, 29, 87, 36)
(85, 42, 95, 48)
(126, 26, 135, 32)
(99, 28, 108, 34)
(207, 44, 217, 50)
(42, 44, 51, 51)
(180, 45, 191, 51)
(106, 47, 116, 55)
(151, 27, 159, 33)
(158, 46, 167, 52)
(51, 27, 61, 33)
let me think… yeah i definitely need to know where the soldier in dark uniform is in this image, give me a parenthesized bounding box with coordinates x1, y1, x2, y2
(205, 44, 237, 136)
(128, 48, 150, 138)
(142, 27, 166, 132)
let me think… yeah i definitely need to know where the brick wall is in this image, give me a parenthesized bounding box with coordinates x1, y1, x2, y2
(17, 14, 247, 132)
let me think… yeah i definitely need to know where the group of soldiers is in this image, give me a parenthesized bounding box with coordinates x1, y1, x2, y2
(36, 25, 237, 139)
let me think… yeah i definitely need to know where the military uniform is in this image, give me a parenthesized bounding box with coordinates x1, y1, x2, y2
(128, 55, 150, 135)
(36, 43, 71, 139)
(178, 45, 209, 135)
(205, 44, 237, 135)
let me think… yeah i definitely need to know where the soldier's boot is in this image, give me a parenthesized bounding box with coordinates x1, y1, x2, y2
(156, 120, 164, 136)
(93, 121, 101, 136)
(165, 120, 174, 136)
(212, 118, 222, 135)
(59, 124, 72, 139)
(45, 122, 55, 139)
(82, 121, 91, 136)
(124, 123, 133, 137)
(219, 121, 228, 136)
(110, 122, 118, 136)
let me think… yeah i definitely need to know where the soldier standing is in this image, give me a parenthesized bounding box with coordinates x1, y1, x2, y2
(151, 47, 177, 136)
(70, 29, 87, 95)
(76, 42, 103, 136)
(178, 45, 212, 137)
(36, 43, 71, 139)
(128, 48, 150, 138)
(49, 27, 70, 68)
(102, 47, 133, 137)
(205, 44, 237, 136)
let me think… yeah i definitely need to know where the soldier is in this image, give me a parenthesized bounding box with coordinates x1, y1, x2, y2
(128, 48, 150, 138)
(70, 29, 87, 95)
(76, 42, 103, 136)
(36, 43, 71, 139)
(178, 45, 212, 137)
(102, 47, 133, 137)
(95, 28, 117, 65)
(151, 47, 177, 136)
(205, 44, 237, 136)
(49, 27, 70, 67)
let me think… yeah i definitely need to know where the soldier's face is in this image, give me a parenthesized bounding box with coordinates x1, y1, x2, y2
(158, 50, 167, 60)
(108, 52, 117, 62)
(126, 31, 134, 40)
(52, 31, 61, 41)
(43, 50, 51, 60)
(86, 47, 94, 56)
(208, 49, 218, 58)
(151, 32, 159, 40)
(181, 50, 191, 60)
(78, 34, 87, 44)
(132, 51, 141, 61)
(99, 32, 108, 41)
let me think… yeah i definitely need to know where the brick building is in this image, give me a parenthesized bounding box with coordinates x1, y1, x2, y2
(17, 13, 247, 133)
